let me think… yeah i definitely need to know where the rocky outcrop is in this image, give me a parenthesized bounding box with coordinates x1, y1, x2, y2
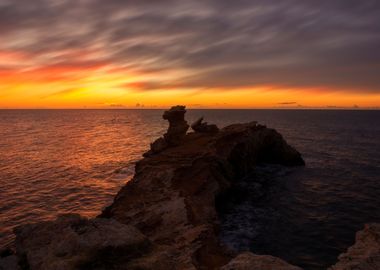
(100, 116, 304, 269)
(329, 223, 380, 270)
(4, 106, 380, 270)
(220, 252, 302, 270)
(191, 117, 219, 133)
(149, 137, 168, 155)
(6, 106, 309, 269)
(145, 106, 189, 156)
(163, 105, 189, 145)
(13, 214, 151, 270)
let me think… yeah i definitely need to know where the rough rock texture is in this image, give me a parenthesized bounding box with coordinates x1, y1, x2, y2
(163, 105, 189, 146)
(101, 119, 305, 269)
(7, 107, 311, 270)
(145, 105, 189, 156)
(220, 252, 302, 270)
(14, 214, 151, 270)
(329, 223, 380, 270)
(191, 117, 219, 133)
(149, 137, 168, 154)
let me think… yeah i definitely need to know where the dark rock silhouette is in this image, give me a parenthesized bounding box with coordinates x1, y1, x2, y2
(148, 137, 168, 155)
(162, 105, 189, 146)
(99, 114, 305, 269)
(144, 105, 189, 156)
(13, 214, 151, 270)
(191, 117, 219, 133)
(4, 106, 377, 270)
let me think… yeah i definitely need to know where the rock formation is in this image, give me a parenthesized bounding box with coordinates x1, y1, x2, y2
(163, 105, 189, 145)
(3, 106, 377, 270)
(191, 117, 219, 133)
(148, 137, 168, 155)
(99, 118, 305, 269)
(329, 223, 380, 270)
(145, 105, 189, 156)
(13, 214, 151, 270)
(220, 252, 302, 270)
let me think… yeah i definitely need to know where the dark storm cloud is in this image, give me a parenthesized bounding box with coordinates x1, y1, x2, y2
(1, 0, 379, 91)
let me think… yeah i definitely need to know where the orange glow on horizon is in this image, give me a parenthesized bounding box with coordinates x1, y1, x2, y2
(1, 49, 379, 109)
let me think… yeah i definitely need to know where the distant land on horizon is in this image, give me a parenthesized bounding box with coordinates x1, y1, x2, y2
(1, 106, 380, 110)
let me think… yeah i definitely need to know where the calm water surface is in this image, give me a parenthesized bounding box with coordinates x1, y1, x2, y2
(0, 109, 379, 270)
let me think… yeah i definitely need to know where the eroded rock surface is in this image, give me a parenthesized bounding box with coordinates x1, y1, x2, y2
(101, 118, 304, 269)
(14, 214, 150, 270)
(145, 105, 189, 156)
(220, 252, 302, 270)
(7, 107, 313, 270)
(191, 117, 219, 133)
(329, 223, 380, 270)
(163, 105, 189, 146)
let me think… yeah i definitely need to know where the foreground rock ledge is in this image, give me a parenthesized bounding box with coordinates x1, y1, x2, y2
(4, 106, 378, 270)
(328, 223, 380, 270)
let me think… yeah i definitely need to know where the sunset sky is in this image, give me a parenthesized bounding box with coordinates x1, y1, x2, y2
(0, 0, 379, 109)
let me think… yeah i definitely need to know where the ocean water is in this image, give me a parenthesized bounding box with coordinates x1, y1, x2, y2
(0, 109, 379, 269)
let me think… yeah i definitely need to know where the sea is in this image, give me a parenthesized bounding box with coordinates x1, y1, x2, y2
(0, 109, 379, 270)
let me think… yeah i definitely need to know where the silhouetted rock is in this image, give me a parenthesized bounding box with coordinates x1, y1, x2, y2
(329, 223, 380, 270)
(163, 105, 189, 145)
(0, 248, 19, 270)
(14, 214, 151, 270)
(149, 137, 168, 154)
(101, 112, 305, 269)
(191, 117, 219, 133)
(221, 252, 302, 270)
(144, 105, 189, 157)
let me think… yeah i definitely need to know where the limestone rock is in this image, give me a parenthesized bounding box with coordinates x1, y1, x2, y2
(101, 118, 305, 269)
(191, 117, 219, 133)
(162, 105, 189, 146)
(329, 223, 380, 270)
(149, 137, 168, 155)
(14, 214, 151, 270)
(221, 252, 302, 270)
(145, 105, 189, 156)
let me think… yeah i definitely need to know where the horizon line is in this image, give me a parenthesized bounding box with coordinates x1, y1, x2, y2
(1, 107, 379, 111)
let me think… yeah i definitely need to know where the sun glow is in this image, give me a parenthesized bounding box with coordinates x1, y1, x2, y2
(1, 49, 379, 109)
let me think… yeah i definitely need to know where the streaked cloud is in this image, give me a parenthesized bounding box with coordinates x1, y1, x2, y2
(0, 0, 379, 108)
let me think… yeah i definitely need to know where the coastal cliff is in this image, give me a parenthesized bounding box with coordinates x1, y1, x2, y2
(98, 106, 304, 269)
(329, 223, 380, 270)
(1, 106, 378, 270)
